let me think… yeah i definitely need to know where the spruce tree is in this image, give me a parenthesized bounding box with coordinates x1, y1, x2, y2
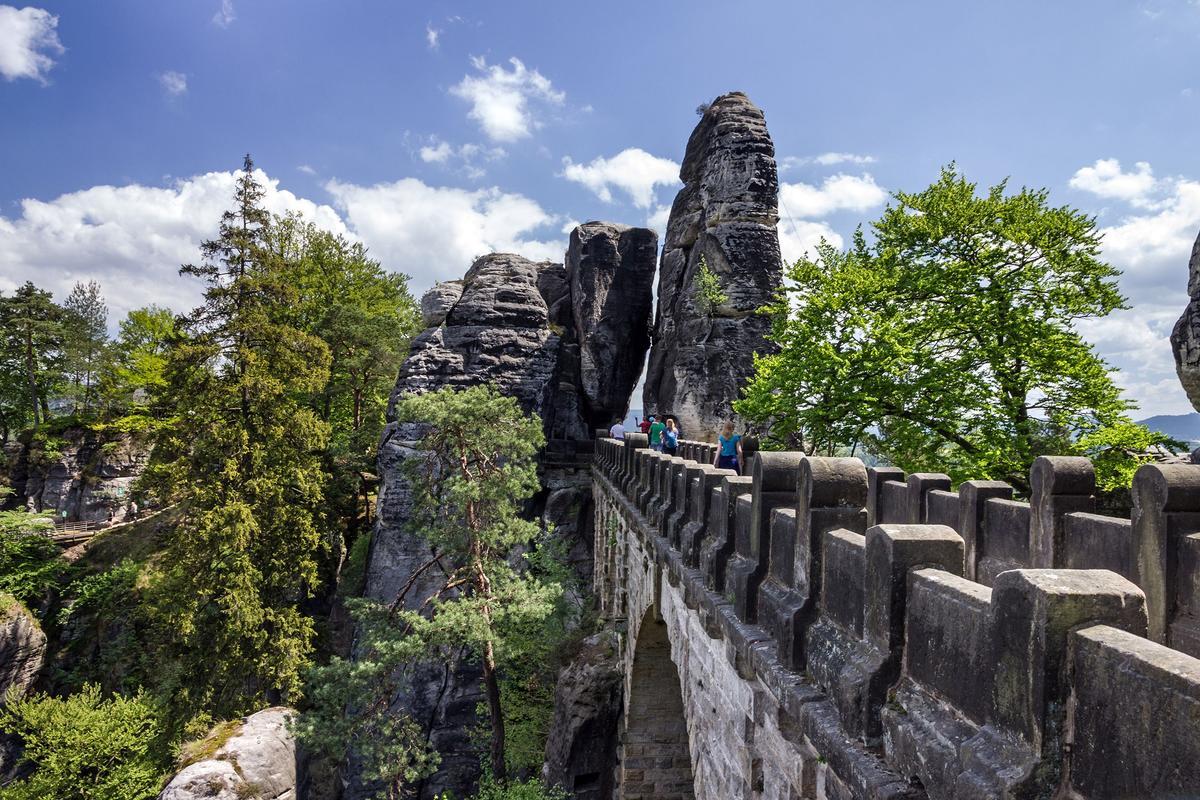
(0, 282, 65, 428)
(144, 155, 332, 722)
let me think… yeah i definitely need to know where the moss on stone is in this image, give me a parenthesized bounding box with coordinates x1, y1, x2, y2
(177, 719, 244, 769)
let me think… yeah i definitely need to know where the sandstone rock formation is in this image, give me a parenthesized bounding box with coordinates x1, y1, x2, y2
(643, 92, 783, 440)
(0, 596, 45, 698)
(3, 428, 150, 526)
(158, 707, 298, 800)
(568, 222, 658, 431)
(361, 230, 655, 799)
(1172, 229, 1200, 411)
(541, 631, 623, 800)
(0, 596, 46, 777)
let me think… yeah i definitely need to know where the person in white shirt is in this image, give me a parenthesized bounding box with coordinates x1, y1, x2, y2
(609, 421, 626, 439)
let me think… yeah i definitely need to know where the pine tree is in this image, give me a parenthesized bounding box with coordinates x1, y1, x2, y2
(62, 280, 109, 413)
(0, 282, 65, 429)
(143, 155, 332, 722)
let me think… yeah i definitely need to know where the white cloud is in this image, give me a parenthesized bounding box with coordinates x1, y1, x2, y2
(417, 137, 505, 179)
(426, 23, 440, 50)
(781, 152, 877, 170)
(0, 169, 347, 332)
(325, 178, 564, 286)
(212, 0, 235, 27)
(1067, 162, 1200, 416)
(561, 148, 680, 209)
(450, 56, 565, 142)
(297, 164, 316, 175)
(779, 173, 889, 219)
(0, 5, 62, 83)
(1070, 158, 1158, 206)
(157, 70, 187, 96)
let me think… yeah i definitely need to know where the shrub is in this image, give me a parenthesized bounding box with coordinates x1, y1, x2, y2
(0, 684, 167, 800)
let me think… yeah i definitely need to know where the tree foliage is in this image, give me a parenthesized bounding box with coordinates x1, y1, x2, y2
(141, 155, 331, 723)
(298, 385, 563, 796)
(61, 281, 109, 414)
(737, 166, 1170, 490)
(0, 282, 65, 431)
(0, 684, 166, 800)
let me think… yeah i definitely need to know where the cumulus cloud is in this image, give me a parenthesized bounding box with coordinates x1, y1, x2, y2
(157, 70, 187, 96)
(450, 56, 565, 142)
(0, 169, 348, 331)
(1070, 158, 1159, 206)
(773, 173, 888, 264)
(418, 137, 505, 179)
(0, 5, 62, 83)
(425, 23, 440, 50)
(325, 178, 565, 285)
(781, 152, 877, 170)
(779, 173, 889, 219)
(212, 0, 235, 27)
(561, 148, 680, 209)
(1070, 166, 1200, 416)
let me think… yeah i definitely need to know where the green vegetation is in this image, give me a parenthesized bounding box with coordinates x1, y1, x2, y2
(0, 684, 166, 800)
(0, 154, 421, 792)
(692, 255, 728, 316)
(737, 165, 1173, 491)
(298, 385, 568, 794)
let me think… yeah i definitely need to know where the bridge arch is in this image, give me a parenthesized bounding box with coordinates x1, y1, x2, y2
(620, 606, 695, 800)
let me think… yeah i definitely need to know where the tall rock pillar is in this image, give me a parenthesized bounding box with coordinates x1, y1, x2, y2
(1172, 229, 1200, 412)
(643, 91, 783, 441)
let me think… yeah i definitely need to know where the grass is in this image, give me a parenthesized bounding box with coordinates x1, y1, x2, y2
(176, 719, 244, 769)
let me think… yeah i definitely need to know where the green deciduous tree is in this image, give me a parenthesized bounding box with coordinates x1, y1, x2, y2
(100, 305, 178, 412)
(0, 684, 166, 800)
(142, 155, 331, 723)
(298, 385, 562, 795)
(737, 166, 1169, 490)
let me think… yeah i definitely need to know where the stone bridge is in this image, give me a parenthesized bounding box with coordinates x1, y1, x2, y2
(592, 433, 1200, 800)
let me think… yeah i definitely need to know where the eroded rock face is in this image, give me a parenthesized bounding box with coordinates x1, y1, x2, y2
(0, 597, 46, 777)
(362, 238, 653, 800)
(568, 222, 658, 431)
(3, 428, 150, 526)
(643, 92, 783, 440)
(541, 631, 623, 800)
(158, 707, 298, 800)
(1172, 229, 1200, 410)
(0, 598, 45, 698)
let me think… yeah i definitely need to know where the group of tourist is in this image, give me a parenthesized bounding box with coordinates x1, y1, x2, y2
(607, 416, 745, 475)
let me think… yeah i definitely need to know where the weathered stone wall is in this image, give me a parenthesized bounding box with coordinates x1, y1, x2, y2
(593, 435, 1200, 800)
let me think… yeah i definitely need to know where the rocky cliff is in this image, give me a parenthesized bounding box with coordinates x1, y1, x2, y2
(158, 707, 299, 800)
(0, 596, 46, 778)
(2, 428, 150, 526)
(1173, 229, 1200, 412)
(359, 223, 655, 800)
(643, 91, 783, 440)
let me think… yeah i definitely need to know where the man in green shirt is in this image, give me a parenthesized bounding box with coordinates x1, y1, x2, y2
(648, 417, 666, 452)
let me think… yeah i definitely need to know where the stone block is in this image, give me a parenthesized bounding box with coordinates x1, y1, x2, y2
(868, 467, 905, 527)
(1132, 462, 1200, 648)
(989, 569, 1147, 766)
(1029, 455, 1095, 568)
(1066, 624, 1200, 799)
(958, 479, 1013, 582)
(699, 478, 753, 593)
(727, 452, 804, 624)
(905, 473, 951, 525)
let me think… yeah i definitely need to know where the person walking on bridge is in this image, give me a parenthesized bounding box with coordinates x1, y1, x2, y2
(609, 419, 626, 439)
(662, 418, 679, 455)
(714, 421, 743, 474)
(649, 416, 666, 452)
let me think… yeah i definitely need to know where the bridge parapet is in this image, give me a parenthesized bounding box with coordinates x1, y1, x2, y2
(592, 435, 1200, 800)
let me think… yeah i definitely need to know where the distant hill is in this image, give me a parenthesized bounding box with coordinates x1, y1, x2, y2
(1136, 412, 1200, 446)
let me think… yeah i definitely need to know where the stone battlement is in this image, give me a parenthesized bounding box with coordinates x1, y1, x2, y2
(593, 433, 1200, 799)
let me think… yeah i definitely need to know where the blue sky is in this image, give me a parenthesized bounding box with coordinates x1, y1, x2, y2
(3, 0, 1200, 416)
